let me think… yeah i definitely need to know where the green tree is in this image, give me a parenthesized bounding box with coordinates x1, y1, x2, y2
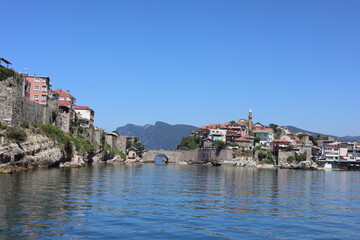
(295, 152, 307, 161)
(230, 120, 236, 124)
(269, 123, 278, 132)
(176, 136, 201, 150)
(286, 145, 294, 151)
(287, 156, 295, 161)
(254, 136, 261, 145)
(212, 140, 227, 149)
(258, 151, 267, 161)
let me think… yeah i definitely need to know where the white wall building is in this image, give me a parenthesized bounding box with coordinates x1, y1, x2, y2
(74, 106, 95, 127)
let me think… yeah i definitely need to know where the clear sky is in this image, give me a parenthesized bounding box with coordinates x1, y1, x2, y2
(2, 0, 359, 136)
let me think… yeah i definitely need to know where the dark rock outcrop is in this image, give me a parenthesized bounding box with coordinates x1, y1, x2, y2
(0, 134, 66, 173)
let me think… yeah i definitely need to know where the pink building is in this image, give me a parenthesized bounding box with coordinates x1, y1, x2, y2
(24, 75, 51, 105)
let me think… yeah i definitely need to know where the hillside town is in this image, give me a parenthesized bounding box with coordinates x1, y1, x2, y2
(188, 108, 360, 169)
(1, 57, 360, 170)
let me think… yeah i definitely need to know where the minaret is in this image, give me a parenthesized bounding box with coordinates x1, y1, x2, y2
(248, 108, 253, 133)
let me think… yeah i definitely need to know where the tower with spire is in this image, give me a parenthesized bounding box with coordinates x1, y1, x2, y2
(248, 108, 253, 134)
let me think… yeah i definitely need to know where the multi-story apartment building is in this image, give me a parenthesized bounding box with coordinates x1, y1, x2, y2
(24, 75, 51, 104)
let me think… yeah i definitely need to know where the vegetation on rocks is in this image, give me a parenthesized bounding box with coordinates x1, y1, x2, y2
(5, 127, 27, 142)
(295, 152, 307, 161)
(176, 136, 201, 150)
(0, 66, 16, 81)
(40, 124, 72, 148)
(126, 137, 145, 151)
(212, 140, 227, 149)
(39, 124, 96, 155)
(258, 151, 274, 164)
(101, 144, 126, 160)
(0, 122, 8, 130)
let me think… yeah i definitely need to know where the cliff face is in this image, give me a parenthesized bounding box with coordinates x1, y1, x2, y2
(0, 133, 66, 173)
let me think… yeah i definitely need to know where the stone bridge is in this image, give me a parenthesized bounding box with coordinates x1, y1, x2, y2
(142, 149, 233, 164)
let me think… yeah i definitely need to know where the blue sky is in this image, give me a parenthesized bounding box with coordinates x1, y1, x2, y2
(2, 0, 359, 136)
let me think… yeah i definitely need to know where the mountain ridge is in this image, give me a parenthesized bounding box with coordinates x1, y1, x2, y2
(286, 125, 360, 142)
(116, 121, 198, 150)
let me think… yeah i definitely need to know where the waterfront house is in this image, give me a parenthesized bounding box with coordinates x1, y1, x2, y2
(323, 152, 340, 161)
(254, 127, 274, 146)
(127, 147, 139, 159)
(233, 137, 253, 150)
(273, 139, 291, 152)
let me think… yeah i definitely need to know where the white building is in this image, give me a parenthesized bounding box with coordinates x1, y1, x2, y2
(253, 127, 274, 146)
(74, 106, 95, 127)
(207, 129, 227, 142)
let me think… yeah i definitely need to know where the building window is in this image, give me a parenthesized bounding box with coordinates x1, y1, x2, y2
(66, 97, 71, 101)
(35, 77, 40, 82)
(59, 97, 64, 100)
(42, 87, 47, 92)
(42, 78, 46, 83)
(34, 95, 39, 100)
(42, 96, 47, 101)
(34, 86, 40, 90)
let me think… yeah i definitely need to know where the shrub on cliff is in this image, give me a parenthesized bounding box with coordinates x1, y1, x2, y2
(0, 66, 16, 81)
(40, 124, 72, 147)
(20, 121, 30, 128)
(6, 127, 27, 142)
(0, 122, 7, 130)
(73, 136, 95, 154)
(212, 140, 227, 149)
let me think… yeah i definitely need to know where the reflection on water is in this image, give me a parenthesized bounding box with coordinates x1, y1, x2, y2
(0, 165, 360, 239)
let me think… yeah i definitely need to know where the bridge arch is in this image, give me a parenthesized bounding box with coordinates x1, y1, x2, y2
(154, 154, 169, 164)
(142, 150, 182, 163)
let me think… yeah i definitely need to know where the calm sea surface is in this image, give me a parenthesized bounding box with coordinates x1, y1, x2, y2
(0, 163, 360, 239)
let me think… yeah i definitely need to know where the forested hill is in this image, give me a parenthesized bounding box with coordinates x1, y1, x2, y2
(286, 126, 360, 142)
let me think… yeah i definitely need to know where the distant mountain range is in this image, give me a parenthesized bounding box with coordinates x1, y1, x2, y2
(115, 122, 360, 150)
(286, 126, 360, 142)
(115, 121, 198, 150)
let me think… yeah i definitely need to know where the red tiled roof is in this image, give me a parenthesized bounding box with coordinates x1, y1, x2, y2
(273, 139, 291, 143)
(244, 136, 254, 139)
(74, 106, 91, 110)
(53, 89, 71, 97)
(234, 137, 251, 142)
(227, 133, 240, 136)
(58, 100, 71, 107)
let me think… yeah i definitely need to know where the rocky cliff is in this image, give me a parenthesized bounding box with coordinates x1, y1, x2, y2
(0, 133, 66, 173)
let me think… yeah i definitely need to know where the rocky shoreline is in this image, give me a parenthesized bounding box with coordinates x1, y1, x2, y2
(0, 132, 318, 173)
